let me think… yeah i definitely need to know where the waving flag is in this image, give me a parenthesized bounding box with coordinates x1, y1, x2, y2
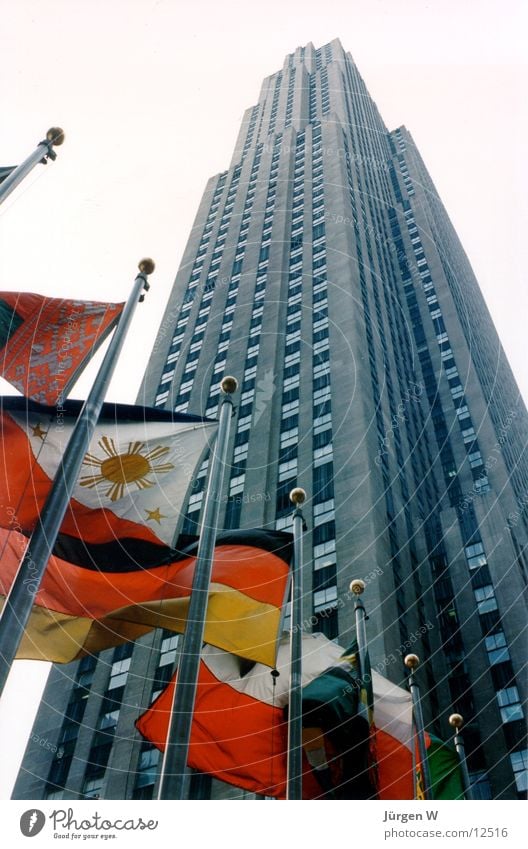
(0, 527, 291, 667)
(137, 634, 378, 798)
(137, 633, 463, 799)
(0, 292, 124, 404)
(0, 396, 214, 553)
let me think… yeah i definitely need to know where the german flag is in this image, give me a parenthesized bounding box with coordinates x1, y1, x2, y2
(0, 527, 291, 667)
(0, 291, 124, 404)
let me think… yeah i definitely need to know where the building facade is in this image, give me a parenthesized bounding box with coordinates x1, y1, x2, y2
(14, 38, 527, 801)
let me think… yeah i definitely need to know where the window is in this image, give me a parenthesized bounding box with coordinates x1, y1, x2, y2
(465, 542, 487, 570)
(135, 747, 160, 790)
(159, 634, 179, 667)
(474, 585, 497, 615)
(485, 632, 510, 666)
(510, 750, 528, 792)
(278, 459, 297, 481)
(468, 771, 492, 800)
(314, 585, 338, 610)
(496, 687, 524, 723)
(107, 657, 131, 690)
(312, 606, 338, 639)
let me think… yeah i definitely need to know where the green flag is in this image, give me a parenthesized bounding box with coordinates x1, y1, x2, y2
(428, 734, 466, 800)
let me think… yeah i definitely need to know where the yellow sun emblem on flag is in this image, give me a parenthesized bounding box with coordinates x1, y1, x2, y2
(80, 437, 174, 502)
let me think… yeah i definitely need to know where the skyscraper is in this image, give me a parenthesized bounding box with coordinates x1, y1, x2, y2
(13, 38, 527, 801)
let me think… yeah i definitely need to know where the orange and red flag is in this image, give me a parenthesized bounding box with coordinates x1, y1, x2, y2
(0, 292, 124, 404)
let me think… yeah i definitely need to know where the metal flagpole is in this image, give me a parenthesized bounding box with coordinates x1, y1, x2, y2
(0, 128, 65, 207)
(448, 713, 473, 800)
(158, 376, 237, 801)
(350, 579, 367, 676)
(287, 487, 306, 800)
(0, 259, 154, 698)
(404, 654, 432, 800)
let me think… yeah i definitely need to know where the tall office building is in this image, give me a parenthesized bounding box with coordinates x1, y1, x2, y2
(14, 38, 527, 801)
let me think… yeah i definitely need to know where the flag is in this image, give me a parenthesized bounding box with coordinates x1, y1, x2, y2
(0, 526, 291, 667)
(301, 643, 376, 798)
(0, 396, 215, 554)
(136, 634, 389, 799)
(0, 292, 124, 404)
(0, 166, 16, 184)
(136, 632, 344, 798)
(427, 734, 465, 800)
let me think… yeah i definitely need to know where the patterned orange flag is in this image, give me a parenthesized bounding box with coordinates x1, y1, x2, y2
(0, 291, 124, 404)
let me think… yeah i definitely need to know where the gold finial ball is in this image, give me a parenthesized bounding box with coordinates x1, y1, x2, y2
(289, 487, 306, 505)
(138, 258, 155, 275)
(449, 713, 464, 730)
(220, 376, 238, 395)
(349, 579, 366, 595)
(404, 653, 420, 670)
(46, 127, 65, 146)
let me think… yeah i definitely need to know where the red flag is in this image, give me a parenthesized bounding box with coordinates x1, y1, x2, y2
(136, 636, 418, 799)
(0, 292, 123, 404)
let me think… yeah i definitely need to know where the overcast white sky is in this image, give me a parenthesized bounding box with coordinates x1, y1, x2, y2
(0, 0, 527, 800)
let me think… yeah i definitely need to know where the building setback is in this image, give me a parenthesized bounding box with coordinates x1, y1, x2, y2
(14, 38, 527, 801)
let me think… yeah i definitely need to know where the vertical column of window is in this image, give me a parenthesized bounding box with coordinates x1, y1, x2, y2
(373, 199, 432, 508)
(309, 74, 317, 124)
(426, 524, 483, 774)
(362, 165, 435, 656)
(309, 126, 337, 640)
(320, 67, 330, 115)
(43, 655, 98, 800)
(401, 207, 490, 495)
(154, 174, 227, 406)
(80, 643, 133, 799)
(241, 105, 259, 164)
(462, 533, 525, 779)
(172, 167, 242, 413)
(223, 139, 281, 527)
(178, 149, 265, 535)
(284, 67, 296, 129)
(394, 210, 463, 506)
(274, 133, 306, 538)
(342, 132, 409, 646)
(397, 151, 414, 196)
(268, 72, 282, 137)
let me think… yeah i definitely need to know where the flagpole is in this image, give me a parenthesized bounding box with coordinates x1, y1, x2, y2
(404, 654, 432, 800)
(350, 579, 367, 676)
(158, 376, 237, 801)
(0, 128, 65, 206)
(0, 259, 154, 699)
(448, 713, 473, 800)
(287, 487, 306, 801)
